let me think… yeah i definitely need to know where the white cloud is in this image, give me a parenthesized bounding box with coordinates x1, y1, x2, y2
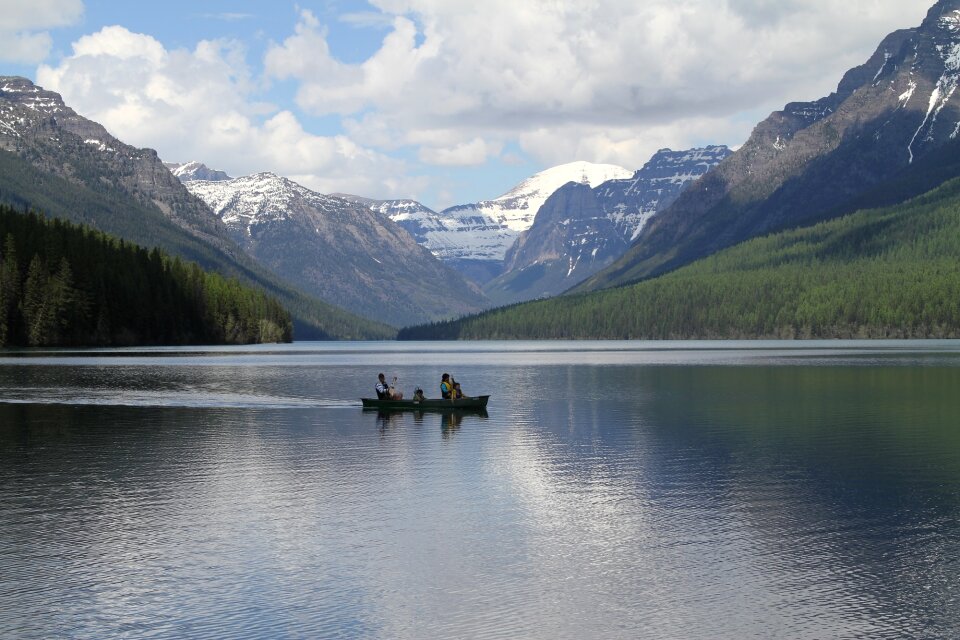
(31, 1, 934, 206)
(0, 0, 83, 30)
(36, 25, 415, 199)
(0, 0, 83, 63)
(266, 0, 929, 171)
(419, 137, 500, 166)
(1, 31, 54, 64)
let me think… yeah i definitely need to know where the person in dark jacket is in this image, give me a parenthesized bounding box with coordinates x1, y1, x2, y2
(376, 373, 403, 399)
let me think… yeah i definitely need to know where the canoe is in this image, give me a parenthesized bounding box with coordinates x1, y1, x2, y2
(361, 395, 490, 411)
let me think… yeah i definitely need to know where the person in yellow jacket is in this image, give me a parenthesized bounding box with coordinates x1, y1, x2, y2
(440, 373, 454, 399)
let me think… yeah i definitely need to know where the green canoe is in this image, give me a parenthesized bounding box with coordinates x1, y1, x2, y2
(361, 395, 490, 411)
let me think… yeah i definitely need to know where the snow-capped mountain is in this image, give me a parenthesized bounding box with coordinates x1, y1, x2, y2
(0, 76, 241, 257)
(483, 147, 730, 305)
(437, 161, 633, 259)
(579, 0, 960, 293)
(166, 160, 231, 183)
(596, 146, 732, 242)
(0, 76, 395, 338)
(469, 161, 636, 232)
(186, 173, 489, 327)
(341, 161, 633, 284)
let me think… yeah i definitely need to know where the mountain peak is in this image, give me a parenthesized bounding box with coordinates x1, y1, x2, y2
(0, 76, 122, 153)
(578, 0, 960, 293)
(494, 160, 633, 207)
(184, 171, 338, 225)
(168, 161, 231, 183)
(0, 76, 67, 118)
(184, 172, 490, 327)
(483, 145, 731, 304)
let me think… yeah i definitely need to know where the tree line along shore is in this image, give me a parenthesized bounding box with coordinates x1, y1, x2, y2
(0, 205, 292, 347)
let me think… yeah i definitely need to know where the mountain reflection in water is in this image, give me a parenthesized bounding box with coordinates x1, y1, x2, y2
(2, 341, 960, 639)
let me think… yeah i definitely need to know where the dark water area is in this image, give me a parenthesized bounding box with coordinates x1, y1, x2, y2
(2, 341, 960, 638)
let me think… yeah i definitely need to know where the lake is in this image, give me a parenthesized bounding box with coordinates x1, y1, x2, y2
(2, 340, 960, 639)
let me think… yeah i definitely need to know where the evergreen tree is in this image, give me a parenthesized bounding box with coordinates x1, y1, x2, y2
(47, 257, 79, 344)
(0, 205, 294, 346)
(0, 234, 18, 346)
(21, 254, 50, 346)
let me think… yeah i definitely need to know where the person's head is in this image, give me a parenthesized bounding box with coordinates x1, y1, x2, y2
(454, 382, 461, 389)
(442, 373, 449, 381)
(378, 373, 385, 381)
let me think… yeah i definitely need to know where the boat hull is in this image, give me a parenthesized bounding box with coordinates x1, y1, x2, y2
(361, 395, 490, 411)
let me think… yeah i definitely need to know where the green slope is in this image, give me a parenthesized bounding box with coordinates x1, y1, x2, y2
(399, 176, 960, 340)
(0, 149, 395, 340)
(0, 206, 293, 346)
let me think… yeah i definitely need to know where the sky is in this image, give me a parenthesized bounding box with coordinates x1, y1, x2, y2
(0, 0, 932, 210)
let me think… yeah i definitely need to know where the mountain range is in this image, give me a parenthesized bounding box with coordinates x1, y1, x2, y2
(183, 173, 489, 328)
(401, 0, 960, 339)
(578, 0, 960, 294)
(484, 146, 731, 304)
(5, 74, 679, 333)
(4, 0, 957, 341)
(340, 148, 728, 305)
(0, 76, 391, 339)
(340, 161, 634, 284)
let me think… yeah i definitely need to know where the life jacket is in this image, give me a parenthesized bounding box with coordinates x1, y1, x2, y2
(440, 381, 452, 399)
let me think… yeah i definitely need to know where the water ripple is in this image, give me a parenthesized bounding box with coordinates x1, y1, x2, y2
(3, 345, 960, 638)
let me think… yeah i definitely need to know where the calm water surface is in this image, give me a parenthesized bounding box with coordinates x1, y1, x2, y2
(2, 340, 960, 639)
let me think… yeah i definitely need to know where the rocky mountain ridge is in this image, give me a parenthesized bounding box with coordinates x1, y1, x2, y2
(483, 146, 731, 304)
(0, 77, 231, 249)
(165, 160, 231, 183)
(0, 76, 393, 339)
(579, 0, 960, 293)
(340, 161, 634, 284)
(185, 173, 490, 327)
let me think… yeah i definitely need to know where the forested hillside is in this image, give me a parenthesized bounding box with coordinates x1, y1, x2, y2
(399, 178, 960, 340)
(576, 1, 960, 294)
(0, 205, 293, 346)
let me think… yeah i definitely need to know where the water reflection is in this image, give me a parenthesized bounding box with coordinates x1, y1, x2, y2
(370, 408, 488, 439)
(2, 344, 960, 638)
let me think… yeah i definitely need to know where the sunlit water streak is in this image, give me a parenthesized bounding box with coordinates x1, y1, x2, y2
(2, 341, 960, 638)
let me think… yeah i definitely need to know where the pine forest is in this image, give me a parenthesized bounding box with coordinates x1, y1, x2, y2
(0, 205, 293, 347)
(399, 177, 960, 340)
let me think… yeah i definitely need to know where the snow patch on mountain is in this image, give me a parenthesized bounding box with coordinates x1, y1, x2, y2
(899, 80, 918, 106)
(343, 161, 633, 265)
(426, 161, 633, 262)
(483, 161, 634, 232)
(167, 161, 232, 183)
(84, 139, 116, 153)
(595, 146, 732, 241)
(185, 172, 338, 231)
(908, 7, 960, 162)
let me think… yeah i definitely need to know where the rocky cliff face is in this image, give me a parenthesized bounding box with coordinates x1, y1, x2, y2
(483, 147, 730, 304)
(595, 146, 732, 242)
(486, 183, 628, 303)
(167, 161, 231, 183)
(0, 76, 394, 339)
(0, 76, 233, 252)
(187, 173, 490, 327)
(579, 0, 960, 293)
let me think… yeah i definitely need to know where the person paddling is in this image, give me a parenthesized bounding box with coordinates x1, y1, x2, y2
(376, 373, 403, 400)
(440, 373, 453, 399)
